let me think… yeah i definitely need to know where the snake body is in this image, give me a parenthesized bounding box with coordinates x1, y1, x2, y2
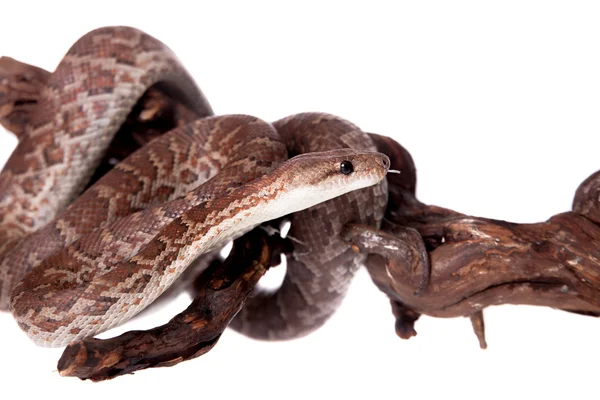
(231, 115, 389, 339)
(0, 26, 212, 307)
(0, 27, 389, 347)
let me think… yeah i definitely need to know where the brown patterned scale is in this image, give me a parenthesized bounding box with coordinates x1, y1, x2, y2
(0, 27, 389, 347)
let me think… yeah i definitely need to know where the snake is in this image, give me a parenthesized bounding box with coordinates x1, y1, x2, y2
(0, 26, 389, 347)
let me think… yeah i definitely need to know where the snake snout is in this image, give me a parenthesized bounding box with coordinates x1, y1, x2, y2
(381, 154, 390, 172)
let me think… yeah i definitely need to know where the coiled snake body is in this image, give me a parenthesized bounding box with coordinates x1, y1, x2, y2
(0, 27, 389, 347)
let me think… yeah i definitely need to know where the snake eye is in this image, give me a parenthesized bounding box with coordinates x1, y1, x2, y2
(340, 160, 354, 175)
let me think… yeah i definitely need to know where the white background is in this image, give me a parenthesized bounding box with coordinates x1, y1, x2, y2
(1, 1, 599, 399)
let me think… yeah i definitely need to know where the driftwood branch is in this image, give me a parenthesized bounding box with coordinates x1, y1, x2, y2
(344, 134, 600, 348)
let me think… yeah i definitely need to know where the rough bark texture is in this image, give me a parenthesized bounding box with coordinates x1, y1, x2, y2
(57, 228, 290, 381)
(344, 134, 600, 347)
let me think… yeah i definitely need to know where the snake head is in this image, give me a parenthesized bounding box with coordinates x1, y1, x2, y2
(281, 148, 390, 204)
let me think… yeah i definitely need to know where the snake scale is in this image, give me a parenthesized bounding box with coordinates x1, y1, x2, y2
(0, 26, 389, 347)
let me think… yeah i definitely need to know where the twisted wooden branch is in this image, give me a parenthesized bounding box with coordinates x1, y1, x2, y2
(344, 135, 600, 348)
